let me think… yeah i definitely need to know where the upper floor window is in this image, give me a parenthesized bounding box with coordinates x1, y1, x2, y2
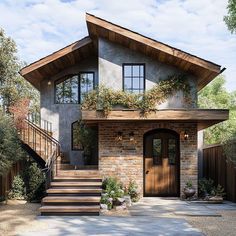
(80, 72, 94, 102)
(123, 64, 145, 94)
(55, 72, 94, 104)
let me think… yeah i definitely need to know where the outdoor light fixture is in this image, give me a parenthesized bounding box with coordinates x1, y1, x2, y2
(184, 131, 189, 140)
(129, 132, 135, 141)
(47, 80, 52, 86)
(117, 131, 123, 141)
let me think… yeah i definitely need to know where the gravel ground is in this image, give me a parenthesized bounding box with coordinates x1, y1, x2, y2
(1, 202, 236, 236)
(186, 210, 236, 236)
(0, 202, 47, 236)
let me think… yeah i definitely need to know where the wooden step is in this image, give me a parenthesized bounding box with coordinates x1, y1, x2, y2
(57, 170, 100, 176)
(46, 188, 102, 194)
(39, 205, 100, 213)
(42, 196, 100, 203)
(50, 182, 102, 187)
(53, 176, 102, 181)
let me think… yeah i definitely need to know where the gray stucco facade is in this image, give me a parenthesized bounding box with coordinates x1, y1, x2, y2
(40, 38, 198, 164)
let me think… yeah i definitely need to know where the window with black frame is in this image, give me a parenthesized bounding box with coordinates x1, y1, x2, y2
(55, 75, 79, 103)
(55, 72, 94, 104)
(80, 72, 94, 102)
(123, 64, 145, 93)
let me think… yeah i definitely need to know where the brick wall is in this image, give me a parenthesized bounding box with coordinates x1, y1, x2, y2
(98, 122, 198, 197)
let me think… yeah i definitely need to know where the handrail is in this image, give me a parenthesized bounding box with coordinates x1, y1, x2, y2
(28, 112, 52, 133)
(19, 118, 61, 188)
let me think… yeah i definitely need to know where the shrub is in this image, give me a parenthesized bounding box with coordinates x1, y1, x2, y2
(0, 112, 24, 176)
(126, 180, 140, 202)
(198, 178, 214, 197)
(8, 175, 25, 200)
(211, 184, 226, 197)
(102, 177, 124, 200)
(23, 162, 46, 202)
(100, 193, 113, 210)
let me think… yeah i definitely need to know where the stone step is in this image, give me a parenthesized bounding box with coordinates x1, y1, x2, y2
(50, 181, 102, 187)
(46, 188, 102, 194)
(42, 196, 100, 203)
(57, 170, 100, 176)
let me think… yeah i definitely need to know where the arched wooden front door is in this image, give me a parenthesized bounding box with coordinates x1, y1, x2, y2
(144, 129, 180, 197)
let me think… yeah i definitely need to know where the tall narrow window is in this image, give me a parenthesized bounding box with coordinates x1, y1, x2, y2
(71, 121, 83, 150)
(123, 64, 145, 93)
(80, 72, 94, 102)
(55, 75, 79, 104)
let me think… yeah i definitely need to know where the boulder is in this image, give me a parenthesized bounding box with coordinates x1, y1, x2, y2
(124, 195, 132, 207)
(100, 204, 108, 210)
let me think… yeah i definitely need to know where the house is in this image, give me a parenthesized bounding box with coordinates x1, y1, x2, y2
(19, 13, 229, 215)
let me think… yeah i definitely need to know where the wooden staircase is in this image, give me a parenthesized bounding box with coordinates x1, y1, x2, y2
(19, 118, 102, 216)
(40, 169, 102, 216)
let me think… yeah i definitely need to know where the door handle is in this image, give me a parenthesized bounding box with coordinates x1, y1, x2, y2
(145, 170, 149, 174)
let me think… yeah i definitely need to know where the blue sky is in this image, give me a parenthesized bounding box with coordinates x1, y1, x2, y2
(0, 0, 235, 91)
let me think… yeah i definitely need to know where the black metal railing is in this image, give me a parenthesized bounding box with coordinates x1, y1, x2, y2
(27, 112, 52, 134)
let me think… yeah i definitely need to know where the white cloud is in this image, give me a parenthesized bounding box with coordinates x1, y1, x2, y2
(0, 0, 235, 91)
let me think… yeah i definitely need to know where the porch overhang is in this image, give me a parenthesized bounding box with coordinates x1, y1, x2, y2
(81, 109, 229, 131)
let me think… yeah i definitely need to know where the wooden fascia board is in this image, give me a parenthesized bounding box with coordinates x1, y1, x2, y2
(86, 14, 221, 73)
(20, 36, 92, 76)
(81, 109, 229, 122)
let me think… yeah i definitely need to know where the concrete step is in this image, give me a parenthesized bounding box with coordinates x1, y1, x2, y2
(42, 196, 100, 203)
(57, 170, 100, 176)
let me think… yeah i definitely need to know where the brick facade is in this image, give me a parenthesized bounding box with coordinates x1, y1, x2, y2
(98, 122, 198, 197)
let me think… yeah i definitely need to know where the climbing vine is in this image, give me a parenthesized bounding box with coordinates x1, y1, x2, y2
(81, 74, 192, 116)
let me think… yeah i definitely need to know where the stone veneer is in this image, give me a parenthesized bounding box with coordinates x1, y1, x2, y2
(98, 121, 198, 197)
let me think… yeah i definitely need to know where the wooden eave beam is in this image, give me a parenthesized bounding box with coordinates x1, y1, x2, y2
(86, 13, 221, 74)
(20, 36, 93, 76)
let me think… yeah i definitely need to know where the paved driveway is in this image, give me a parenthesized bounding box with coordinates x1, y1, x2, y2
(18, 198, 236, 236)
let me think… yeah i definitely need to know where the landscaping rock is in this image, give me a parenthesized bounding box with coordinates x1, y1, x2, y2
(100, 204, 108, 211)
(124, 195, 132, 207)
(117, 197, 125, 204)
(114, 204, 127, 211)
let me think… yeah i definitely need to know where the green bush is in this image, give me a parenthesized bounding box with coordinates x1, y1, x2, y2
(198, 178, 225, 198)
(127, 180, 140, 202)
(198, 178, 214, 197)
(0, 113, 24, 176)
(100, 194, 112, 210)
(8, 175, 25, 200)
(23, 162, 46, 202)
(102, 177, 124, 200)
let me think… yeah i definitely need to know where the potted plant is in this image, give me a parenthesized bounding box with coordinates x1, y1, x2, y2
(183, 180, 196, 199)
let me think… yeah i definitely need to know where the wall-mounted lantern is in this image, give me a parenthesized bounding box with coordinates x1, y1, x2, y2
(116, 131, 123, 141)
(47, 80, 52, 86)
(184, 130, 189, 140)
(129, 132, 135, 142)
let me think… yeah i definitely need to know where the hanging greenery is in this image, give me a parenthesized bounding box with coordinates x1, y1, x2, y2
(81, 74, 192, 116)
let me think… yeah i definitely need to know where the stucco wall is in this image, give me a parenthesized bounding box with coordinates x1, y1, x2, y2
(99, 122, 198, 197)
(98, 38, 197, 108)
(40, 56, 98, 164)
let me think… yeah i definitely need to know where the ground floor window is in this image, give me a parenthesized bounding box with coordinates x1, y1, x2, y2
(71, 121, 83, 150)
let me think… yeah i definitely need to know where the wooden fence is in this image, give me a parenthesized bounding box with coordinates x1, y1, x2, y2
(0, 160, 25, 198)
(203, 144, 236, 202)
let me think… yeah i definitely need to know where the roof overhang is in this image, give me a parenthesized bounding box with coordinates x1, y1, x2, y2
(86, 13, 223, 91)
(81, 109, 229, 131)
(19, 36, 95, 90)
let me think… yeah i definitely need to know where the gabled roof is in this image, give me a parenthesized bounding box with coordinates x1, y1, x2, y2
(20, 13, 224, 91)
(86, 13, 224, 91)
(20, 36, 95, 89)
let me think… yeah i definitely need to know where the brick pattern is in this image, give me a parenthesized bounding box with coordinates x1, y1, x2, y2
(98, 122, 198, 197)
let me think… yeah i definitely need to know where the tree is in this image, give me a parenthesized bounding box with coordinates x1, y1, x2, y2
(224, 0, 236, 33)
(198, 76, 236, 144)
(0, 28, 39, 112)
(0, 112, 24, 175)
